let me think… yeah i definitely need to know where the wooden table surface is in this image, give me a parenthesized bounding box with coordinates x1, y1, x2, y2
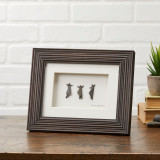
(0, 116, 160, 160)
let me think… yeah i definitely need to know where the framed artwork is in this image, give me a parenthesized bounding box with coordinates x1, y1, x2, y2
(27, 48, 135, 135)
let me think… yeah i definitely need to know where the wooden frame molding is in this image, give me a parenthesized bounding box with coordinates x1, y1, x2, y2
(27, 48, 135, 135)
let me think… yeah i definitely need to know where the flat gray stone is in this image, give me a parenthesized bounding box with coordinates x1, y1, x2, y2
(153, 114, 160, 122)
(147, 121, 160, 127)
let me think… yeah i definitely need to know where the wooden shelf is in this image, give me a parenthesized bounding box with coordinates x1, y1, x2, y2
(0, 116, 160, 160)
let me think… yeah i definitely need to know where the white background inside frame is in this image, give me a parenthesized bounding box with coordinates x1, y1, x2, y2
(53, 73, 108, 108)
(42, 63, 119, 119)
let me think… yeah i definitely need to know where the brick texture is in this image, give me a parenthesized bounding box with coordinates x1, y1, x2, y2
(0, 66, 31, 84)
(42, 25, 101, 42)
(0, 87, 7, 104)
(0, 46, 6, 63)
(9, 4, 69, 21)
(104, 25, 160, 42)
(0, 25, 38, 42)
(0, 5, 6, 21)
(11, 87, 29, 105)
(0, 0, 159, 115)
(135, 3, 160, 22)
(9, 46, 33, 64)
(72, 4, 133, 22)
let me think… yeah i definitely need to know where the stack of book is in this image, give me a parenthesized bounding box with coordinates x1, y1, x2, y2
(138, 90, 160, 124)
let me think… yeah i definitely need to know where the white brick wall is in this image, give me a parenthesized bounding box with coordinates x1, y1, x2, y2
(9, 4, 69, 21)
(11, 87, 29, 105)
(0, 25, 38, 42)
(0, 66, 30, 84)
(104, 25, 160, 42)
(0, 46, 6, 63)
(0, 87, 6, 104)
(72, 4, 133, 22)
(0, 0, 159, 115)
(0, 5, 5, 21)
(42, 25, 101, 42)
(135, 3, 160, 22)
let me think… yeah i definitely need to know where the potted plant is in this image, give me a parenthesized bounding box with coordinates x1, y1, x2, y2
(147, 43, 160, 96)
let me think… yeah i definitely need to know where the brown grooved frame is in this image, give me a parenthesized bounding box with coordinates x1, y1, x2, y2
(27, 48, 135, 136)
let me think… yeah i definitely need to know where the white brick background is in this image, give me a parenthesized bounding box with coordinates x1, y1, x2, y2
(0, 0, 159, 116)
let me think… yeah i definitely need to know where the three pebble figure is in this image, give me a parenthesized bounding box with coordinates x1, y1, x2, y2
(65, 83, 95, 100)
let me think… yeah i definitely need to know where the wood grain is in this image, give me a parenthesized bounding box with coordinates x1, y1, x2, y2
(27, 48, 135, 135)
(1, 116, 160, 160)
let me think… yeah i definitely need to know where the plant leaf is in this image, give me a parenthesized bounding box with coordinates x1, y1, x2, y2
(146, 43, 160, 76)
(147, 62, 157, 76)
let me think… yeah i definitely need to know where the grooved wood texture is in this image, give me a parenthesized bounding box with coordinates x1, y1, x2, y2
(27, 49, 135, 135)
(1, 116, 160, 160)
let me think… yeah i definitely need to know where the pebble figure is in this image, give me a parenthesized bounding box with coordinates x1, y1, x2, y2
(66, 83, 73, 98)
(89, 84, 95, 100)
(77, 85, 84, 99)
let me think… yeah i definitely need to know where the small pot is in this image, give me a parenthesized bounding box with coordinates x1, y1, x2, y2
(147, 75, 160, 96)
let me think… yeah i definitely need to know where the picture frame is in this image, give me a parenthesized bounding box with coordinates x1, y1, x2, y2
(27, 48, 135, 135)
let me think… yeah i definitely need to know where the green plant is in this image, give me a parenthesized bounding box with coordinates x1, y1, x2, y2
(147, 43, 160, 76)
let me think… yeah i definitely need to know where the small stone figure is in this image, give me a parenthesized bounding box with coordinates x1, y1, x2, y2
(77, 85, 84, 99)
(66, 83, 73, 98)
(147, 114, 160, 127)
(89, 84, 95, 100)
